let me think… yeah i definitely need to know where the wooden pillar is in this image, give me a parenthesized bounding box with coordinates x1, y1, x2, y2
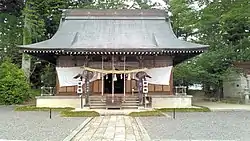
(170, 56, 174, 95)
(123, 56, 126, 99)
(84, 56, 91, 106)
(101, 55, 104, 97)
(136, 56, 144, 104)
(112, 55, 114, 103)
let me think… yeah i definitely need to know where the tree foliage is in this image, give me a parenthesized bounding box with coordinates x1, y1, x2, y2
(0, 59, 31, 104)
(171, 0, 250, 98)
(1, 0, 249, 101)
(169, 0, 198, 39)
(0, 13, 23, 66)
(0, 0, 24, 16)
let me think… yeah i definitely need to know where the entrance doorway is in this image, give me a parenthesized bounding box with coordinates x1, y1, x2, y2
(104, 73, 124, 94)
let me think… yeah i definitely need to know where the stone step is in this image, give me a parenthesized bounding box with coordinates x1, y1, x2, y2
(89, 98, 139, 101)
(122, 101, 140, 103)
(121, 105, 140, 109)
(89, 100, 106, 103)
(89, 106, 139, 109)
(89, 96, 139, 99)
(89, 103, 139, 109)
(122, 103, 139, 106)
(89, 103, 106, 106)
(89, 96, 140, 109)
(89, 101, 139, 105)
(89, 106, 106, 109)
(90, 101, 139, 104)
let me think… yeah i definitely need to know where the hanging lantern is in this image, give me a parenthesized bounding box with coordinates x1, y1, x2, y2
(113, 74, 117, 81)
(121, 74, 123, 79)
(127, 73, 131, 80)
(97, 72, 100, 79)
(131, 73, 135, 79)
(106, 74, 108, 80)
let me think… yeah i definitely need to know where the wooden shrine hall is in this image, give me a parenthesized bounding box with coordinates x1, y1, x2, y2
(19, 9, 208, 109)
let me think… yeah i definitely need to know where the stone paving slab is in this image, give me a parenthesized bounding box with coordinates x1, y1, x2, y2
(72, 116, 150, 141)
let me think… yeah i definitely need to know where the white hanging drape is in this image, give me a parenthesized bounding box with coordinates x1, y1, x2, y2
(56, 66, 173, 87)
(143, 66, 173, 85)
(56, 67, 99, 87)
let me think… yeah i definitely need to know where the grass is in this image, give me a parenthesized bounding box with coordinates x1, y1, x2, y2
(60, 110, 100, 117)
(14, 105, 100, 117)
(156, 106, 211, 113)
(128, 110, 165, 117)
(15, 105, 74, 111)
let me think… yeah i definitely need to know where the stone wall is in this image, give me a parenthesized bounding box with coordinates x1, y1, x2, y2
(151, 95, 193, 108)
(223, 74, 250, 98)
(36, 96, 84, 108)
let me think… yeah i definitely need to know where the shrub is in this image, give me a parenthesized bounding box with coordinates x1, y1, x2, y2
(0, 60, 31, 105)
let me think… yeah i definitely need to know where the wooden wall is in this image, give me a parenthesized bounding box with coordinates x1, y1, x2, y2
(55, 55, 173, 95)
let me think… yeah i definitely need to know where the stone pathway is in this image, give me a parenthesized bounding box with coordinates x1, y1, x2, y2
(72, 116, 151, 141)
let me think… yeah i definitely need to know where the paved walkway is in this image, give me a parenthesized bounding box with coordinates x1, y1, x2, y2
(194, 101, 250, 111)
(72, 116, 151, 141)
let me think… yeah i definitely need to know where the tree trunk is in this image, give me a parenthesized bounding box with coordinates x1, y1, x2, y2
(215, 80, 224, 101)
(22, 7, 32, 81)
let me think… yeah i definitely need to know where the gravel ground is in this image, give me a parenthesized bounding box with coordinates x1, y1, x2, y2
(0, 106, 86, 141)
(140, 111, 250, 141)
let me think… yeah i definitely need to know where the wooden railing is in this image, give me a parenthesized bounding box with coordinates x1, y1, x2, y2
(41, 87, 55, 96)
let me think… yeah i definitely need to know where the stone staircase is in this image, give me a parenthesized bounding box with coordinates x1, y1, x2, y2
(89, 95, 140, 109)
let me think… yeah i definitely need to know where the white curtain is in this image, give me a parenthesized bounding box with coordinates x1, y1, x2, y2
(56, 66, 173, 87)
(56, 67, 100, 87)
(144, 66, 172, 85)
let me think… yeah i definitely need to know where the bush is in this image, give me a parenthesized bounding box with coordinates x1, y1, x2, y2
(0, 60, 31, 105)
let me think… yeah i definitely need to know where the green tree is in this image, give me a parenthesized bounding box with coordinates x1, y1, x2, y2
(169, 0, 198, 39)
(0, 13, 23, 66)
(0, 59, 31, 105)
(0, 0, 24, 66)
(171, 0, 250, 99)
(0, 0, 24, 16)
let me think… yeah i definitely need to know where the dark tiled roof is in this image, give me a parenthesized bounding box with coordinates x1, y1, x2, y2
(19, 9, 208, 51)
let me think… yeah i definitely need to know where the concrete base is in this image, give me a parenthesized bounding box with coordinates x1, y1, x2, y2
(36, 95, 193, 109)
(150, 95, 193, 108)
(36, 96, 85, 108)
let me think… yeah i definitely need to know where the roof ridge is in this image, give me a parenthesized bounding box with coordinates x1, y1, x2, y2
(62, 9, 168, 18)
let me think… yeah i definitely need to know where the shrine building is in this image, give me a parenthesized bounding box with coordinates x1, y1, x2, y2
(19, 9, 208, 109)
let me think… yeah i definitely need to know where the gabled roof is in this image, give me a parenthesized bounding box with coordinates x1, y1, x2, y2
(19, 9, 208, 54)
